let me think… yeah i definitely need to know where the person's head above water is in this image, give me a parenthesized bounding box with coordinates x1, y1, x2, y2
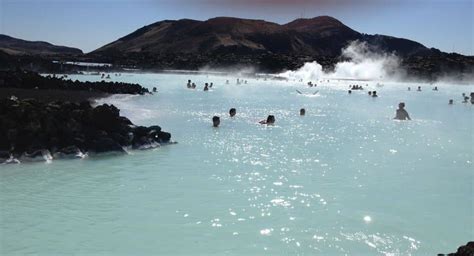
(212, 116, 220, 127)
(398, 102, 406, 109)
(300, 108, 306, 116)
(449, 99, 454, 104)
(229, 108, 236, 117)
(368, 91, 372, 95)
(266, 115, 275, 124)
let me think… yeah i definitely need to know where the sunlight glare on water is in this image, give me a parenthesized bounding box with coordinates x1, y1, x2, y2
(0, 73, 472, 255)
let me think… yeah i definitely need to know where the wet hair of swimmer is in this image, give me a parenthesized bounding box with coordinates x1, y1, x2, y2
(229, 108, 236, 117)
(300, 108, 306, 116)
(266, 115, 275, 124)
(212, 116, 220, 127)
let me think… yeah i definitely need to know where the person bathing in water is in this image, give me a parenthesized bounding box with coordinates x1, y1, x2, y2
(229, 108, 236, 117)
(187, 80, 192, 88)
(212, 116, 220, 127)
(204, 83, 209, 91)
(259, 115, 275, 125)
(300, 108, 306, 116)
(394, 102, 411, 120)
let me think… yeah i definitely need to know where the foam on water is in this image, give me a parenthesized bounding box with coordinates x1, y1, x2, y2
(0, 73, 473, 255)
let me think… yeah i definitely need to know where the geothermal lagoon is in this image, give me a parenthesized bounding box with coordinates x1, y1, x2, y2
(0, 73, 472, 255)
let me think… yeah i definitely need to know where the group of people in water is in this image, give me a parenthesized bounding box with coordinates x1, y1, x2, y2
(408, 86, 474, 105)
(231, 78, 248, 85)
(188, 78, 253, 90)
(211, 108, 277, 128)
(180, 78, 473, 126)
(186, 80, 214, 91)
(350, 84, 364, 90)
(452, 92, 474, 105)
(348, 89, 378, 97)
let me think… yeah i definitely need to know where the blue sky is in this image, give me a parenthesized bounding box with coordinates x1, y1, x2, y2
(0, 0, 472, 55)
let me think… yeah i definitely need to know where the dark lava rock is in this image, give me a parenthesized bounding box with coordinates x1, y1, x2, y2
(0, 98, 173, 162)
(0, 70, 150, 95)
(92, 138, 125, 153)
(439, 241, 474, 256)
(53, 145, 85, 159)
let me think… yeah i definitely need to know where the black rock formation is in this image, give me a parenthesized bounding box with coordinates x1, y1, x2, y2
(0, 98, 173, 163)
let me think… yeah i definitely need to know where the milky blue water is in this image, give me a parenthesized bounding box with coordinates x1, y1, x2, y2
(1, 73, 473, 255)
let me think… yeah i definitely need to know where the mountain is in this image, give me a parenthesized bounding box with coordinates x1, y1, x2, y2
(1, 17, 472, 80)
(0, 34, 83, 56)
(89, 16, 434, 71)
(92, 16, 424, 56)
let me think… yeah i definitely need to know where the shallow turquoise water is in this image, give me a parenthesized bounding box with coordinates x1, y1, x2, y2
(1, 73, 473, 255)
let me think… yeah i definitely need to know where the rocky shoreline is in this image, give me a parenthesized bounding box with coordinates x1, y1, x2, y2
(0, 70, 173, 164)
(439, 241, 474, 256)
(0, 98, 173, 164)
(0, 70, 150, 95)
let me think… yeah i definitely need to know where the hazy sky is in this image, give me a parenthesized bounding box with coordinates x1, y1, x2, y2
(0, 0, 472, 55)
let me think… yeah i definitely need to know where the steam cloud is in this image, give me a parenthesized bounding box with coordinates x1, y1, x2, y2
(280, 41, 403, 81)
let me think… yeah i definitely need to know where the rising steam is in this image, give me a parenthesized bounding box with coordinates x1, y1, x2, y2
(280, 41, 403, 81)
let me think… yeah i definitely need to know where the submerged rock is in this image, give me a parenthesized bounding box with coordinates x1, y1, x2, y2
(19, 149, 53, 162)
(53, 146, 86, 159)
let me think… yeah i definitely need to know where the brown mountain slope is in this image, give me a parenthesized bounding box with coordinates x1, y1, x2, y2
(0, 34, 83, 56)
(91, 16, 425, 58)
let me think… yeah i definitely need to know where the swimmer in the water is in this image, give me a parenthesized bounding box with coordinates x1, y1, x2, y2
(372, 91, 378, 97)
(417, 86, 422, 91)
(300, 108, 306, 116)
(204, 83, 209, 91)
(408, 87, 411, 91)
(187, 80, 192, 88)
(229, 108, 236, 117)
(368, 91, 372, 96)
(348, 90, 352, 94)
(394, 102, 411, 120)
(449, 99, 454, 105)
(433, 86, 438, 91)
(191, 83, 196, 89)
(259, 115, 275, 125)
(212, 116, 220, 127)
